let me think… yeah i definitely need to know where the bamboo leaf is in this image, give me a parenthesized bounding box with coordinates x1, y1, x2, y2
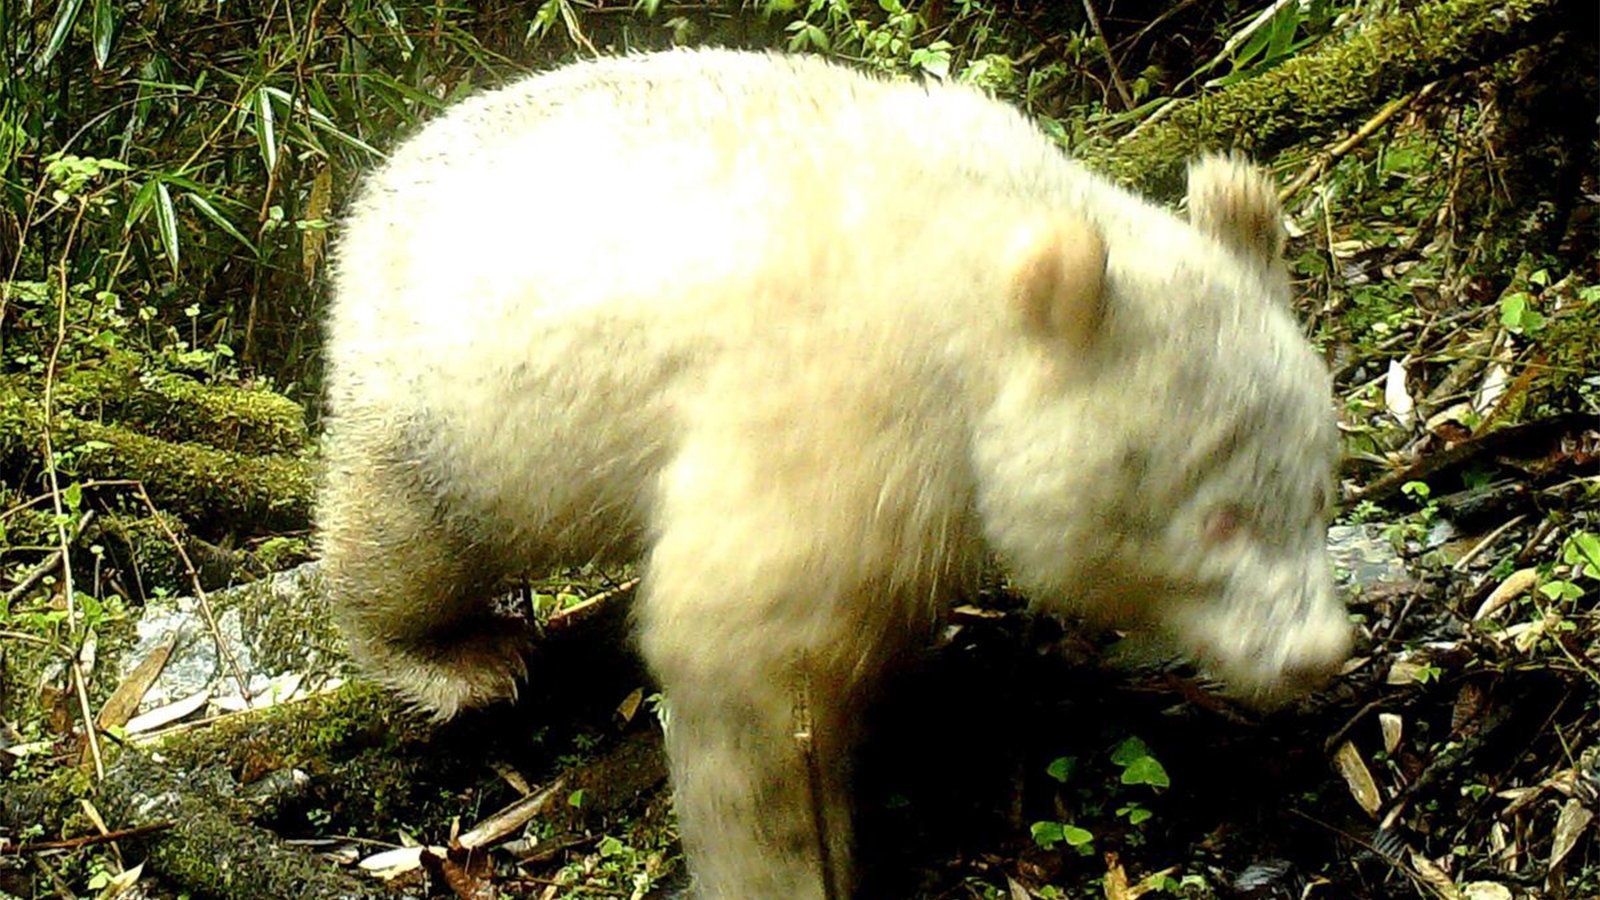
(254, 89, 278, 172)
(35, 0, 86, 73)
(185, 193, 258, 257)
(125, 178, 159, 230)
(261, 85, 385, 158)
(154, 180, 180, 273)
(1267, 4, 1302, 60)
(91, 0, 118, 69)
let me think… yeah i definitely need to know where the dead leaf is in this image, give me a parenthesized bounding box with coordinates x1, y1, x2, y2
(1462, 882, 1513, 900)
(422, 845, 498, 900)
(491, 762, 533, 796)
(1379, 713, 1403, 754)
(302, 165, 333, 283)
(1102, 851, 1130, 900)
(1334, 740, 1382, 816)
(1548, 797, 1594, 872)
(358, 845, 446, 879)
(616, 687, 644, 725)
(1473, 342, 1513, 416)
(125, 690, 210, 735)
(1474, 568, 1538, 620)
(1387, 656, 1428, 685)
(1450, 682, 1489, 738)
(459, 777, 568, 850)
(1385, 358, 1415, 428)
(95, 636, 176, 732)
(93, 861, 144, 899)
(1408, 851, 1462, 900)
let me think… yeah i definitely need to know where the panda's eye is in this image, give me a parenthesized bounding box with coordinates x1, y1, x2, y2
(1203, 504, 1247, 544)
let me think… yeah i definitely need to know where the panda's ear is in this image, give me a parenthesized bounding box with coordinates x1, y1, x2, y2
(1187, 153, 1285, 268)
(1008, 216, 1107, 352)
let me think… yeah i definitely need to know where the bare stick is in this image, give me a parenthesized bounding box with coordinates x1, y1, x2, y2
(40, 198, 105, 780)
(134, 484, 253, 705)
(6, 821, 175, 854)
(1080, 0, 1136, 110)
(1281, 83, 1439, 204)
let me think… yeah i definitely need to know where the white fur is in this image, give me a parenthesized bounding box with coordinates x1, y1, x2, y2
(319, 49, 1350, 898)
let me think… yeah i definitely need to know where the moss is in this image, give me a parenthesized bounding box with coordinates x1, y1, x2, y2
(90, 751, 384, 899)
(50, 352, 309, 457)
(1094, 0, 1574, 198)
(153, 682, 452, 828)
(0, 385, 313, 536)
(252, 536, 314, 573)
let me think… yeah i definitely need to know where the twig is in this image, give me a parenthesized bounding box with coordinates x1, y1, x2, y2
(1281, 83, 1440, 204)
(134, 484, 253, 705)
(6, 821, 174, 854)
(457, 776, 569, 850)
(40, 197, 105, 781)
(1111, 0, 1202, 57)
(1344, 413, 1593, 507)
(1079, 0, 1135, 111)
(545, 578, 640, 631)
(1451, 514, 1528, 573)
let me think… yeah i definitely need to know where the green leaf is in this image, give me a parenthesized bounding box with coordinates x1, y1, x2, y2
(1062, 824, 1094, 847)
(254, 89, 278, 172)
(1232, 15, 1273, 70)
(1120, 756, 1171, 789)
(1126, 806, 1153, 825)
(185, 193, 258, 256)
(1265, 4, 1301, 59)
(1499, 293, 1542, 333)
(154, 180, 180, 273)
(62, 482, 83, 513)
(1030, 821, 1065, 849)
(126, 178, 159, 230)
(1045, 756, 1077, 784)
(1538, 580, 1582, 602)
(91, 0, 118, 69)
(35, 0, 86, 73)
(567, 789, 586, 808)
(1109, 736, 1151, 766)
(1562, 532, 1600, 575)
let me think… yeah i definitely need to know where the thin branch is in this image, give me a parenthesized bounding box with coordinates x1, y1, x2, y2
(1079, 0, 1135, 110)
(1280, 82, 1440, 203)
(41, 197, 105, 781)
(134, 485, 254, 705)
(6, 821, 175, 854)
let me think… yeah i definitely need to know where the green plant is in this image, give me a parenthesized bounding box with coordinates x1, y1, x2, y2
(1031, 737, 1170, 858)
(1110, 737, 1171, 789)
(1030, 820, 1094, 853)
(1500, 291, 1546, 336)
